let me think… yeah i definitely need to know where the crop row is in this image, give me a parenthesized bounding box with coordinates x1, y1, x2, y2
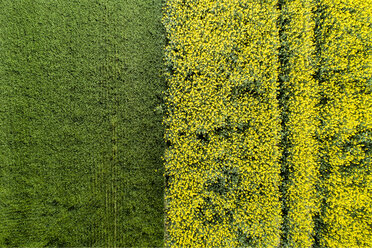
(162, 0, 282, 246)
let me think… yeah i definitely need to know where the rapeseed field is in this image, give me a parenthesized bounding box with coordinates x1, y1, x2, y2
(163, 0, 371, 247)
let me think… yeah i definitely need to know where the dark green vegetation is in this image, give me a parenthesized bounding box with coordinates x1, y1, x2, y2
(0, 0, 166, 246)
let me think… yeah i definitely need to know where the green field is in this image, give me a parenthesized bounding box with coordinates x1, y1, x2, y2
(0, 0, 166, 246)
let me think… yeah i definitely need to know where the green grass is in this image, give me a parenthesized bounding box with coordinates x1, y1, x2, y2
(0, 0, 166, 246)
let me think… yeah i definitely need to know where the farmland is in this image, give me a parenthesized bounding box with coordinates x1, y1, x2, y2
(0, 0, 165, 246)
(0, 0, 371, 247)
(162, 0, 371, 247)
